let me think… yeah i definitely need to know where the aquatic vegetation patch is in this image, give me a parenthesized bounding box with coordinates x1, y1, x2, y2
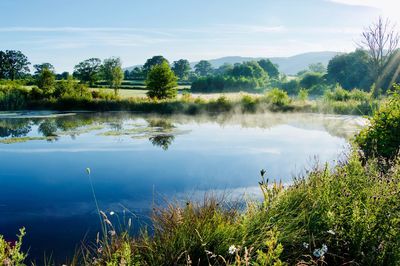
(0, 136, 56, 144)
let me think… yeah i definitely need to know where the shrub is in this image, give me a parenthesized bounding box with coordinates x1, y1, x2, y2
(356, 84, 400, 164)
(0, 86, 29, 110)
(297, 89, 308, 101)
(265, 88, 291, 106)
(0, 228, 27, 265)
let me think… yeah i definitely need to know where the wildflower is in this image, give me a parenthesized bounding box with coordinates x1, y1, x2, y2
(327, 230, 335, 235)
(313, 244, 328, 258)
(228, 245, 237, 255)
(109, 211, 115, 216)
(86, 168, 91, 175)
(303, 242, 309, 249)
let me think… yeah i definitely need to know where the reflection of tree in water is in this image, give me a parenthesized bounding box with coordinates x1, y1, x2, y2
(149, 134, 175, 150)
(38, 120, 58, 139)
(0, 119, 32, 138)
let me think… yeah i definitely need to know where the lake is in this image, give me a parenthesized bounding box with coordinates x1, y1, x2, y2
(0, 111, 365, 261)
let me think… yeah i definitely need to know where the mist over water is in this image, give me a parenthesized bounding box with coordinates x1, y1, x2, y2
(0, 111, 365, 261)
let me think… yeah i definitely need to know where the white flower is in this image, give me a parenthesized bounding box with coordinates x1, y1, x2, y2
(327, 230, 335, 235)
(303, 242, 309, 249)
(321, 244, 328, 253)
(313, 244, 328, 258)
(109, 211, 115, 216)
(228, 245, 237, 254)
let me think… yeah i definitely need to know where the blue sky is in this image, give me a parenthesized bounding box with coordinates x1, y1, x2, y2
(0, 0, 398, 72)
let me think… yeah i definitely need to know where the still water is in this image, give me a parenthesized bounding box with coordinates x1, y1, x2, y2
(0, 111, 364, 261)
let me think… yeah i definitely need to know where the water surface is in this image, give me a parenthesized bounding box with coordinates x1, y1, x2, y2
(0, 111, 364, 261)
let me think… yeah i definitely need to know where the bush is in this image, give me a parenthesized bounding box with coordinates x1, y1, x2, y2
(0, 228, 27, 265)
(356, 84, 400, 164)
(265, 88, 291, 107)
(0, 86, 29, 110)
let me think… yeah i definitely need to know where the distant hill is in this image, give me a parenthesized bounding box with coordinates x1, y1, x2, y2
(124, 51, 340, 76)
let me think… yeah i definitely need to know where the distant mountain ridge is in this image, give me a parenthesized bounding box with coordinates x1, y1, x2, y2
(124, 51, 340, 76)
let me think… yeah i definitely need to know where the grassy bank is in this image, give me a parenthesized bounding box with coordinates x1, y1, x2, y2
(0, 85, 382, 116)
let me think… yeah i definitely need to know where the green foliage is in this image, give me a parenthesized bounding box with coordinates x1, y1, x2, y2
(146, 61, 178, 99)
(265, 88, 291, 107)
(0, 228, 27, 266)
(101, 57, 124, 95)
(0, 86, 29, 110)
(280, 79, 300, 95)
(33, 63, 55, 75)
(73, 58, 102, 86)
(143, 55, 169, 75)
(300, 72, 325, 90)
(0, 50, 31, 80)
(297, 89, 308, 101)
(171, 59, 191, 80)
(36, 68, 56, 96)
(194, 60, 213, 77)
(327, 49, 373, 91)
(308, 62, 326, 73)
(258, 59, 280, 79)
(356, 84, 400, 163)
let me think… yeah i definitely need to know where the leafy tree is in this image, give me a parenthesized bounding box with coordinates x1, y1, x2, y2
(232, 61, 267, 79)
(214, 63, 233, 75)
(36, 68, 56, 96)
(171, 59, 191, 80)
(130, 67, 144, 79)
(194, 60, 213, 77)
(300, 72, 325, 89)
(146, 61, 178, 99)
(327, 50, 372, 91)
(101, 57, 124, 95)
(0, 50, 30, 80)
(73, 58, 102, 87)
(308, 62, 326, 73)
(143, 56, 169, 76)
(33, 63, 55, 75)
(124, 70, 131, 80)
(56, 71, 70, 80)
(0, 51, 7, 79)
(258, 59, 279, 78)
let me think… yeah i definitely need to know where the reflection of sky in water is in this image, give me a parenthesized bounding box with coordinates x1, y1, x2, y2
(0, 112, 362, 262)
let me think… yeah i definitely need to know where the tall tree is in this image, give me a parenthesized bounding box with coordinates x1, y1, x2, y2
(146, 61, 178, 99)
(232, 61, 267, 79)
(73, 58, 102, 87)
(36, 68, 56, 96)
(308, 63, 326, 73)
(172, 59, 191, 80)
(131, 67, 144, 79)
(101, 57, 124, 95)
(34, 63, 55, 75)
(143, 56, 169, 76)
(327, 49, 372, 91)
(360, 17, 400, 83)
(0, 50, 30, 80)
(257, 59, 279, 78)
(0, 51, 8, 79)
(194, 60, 213, 77)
